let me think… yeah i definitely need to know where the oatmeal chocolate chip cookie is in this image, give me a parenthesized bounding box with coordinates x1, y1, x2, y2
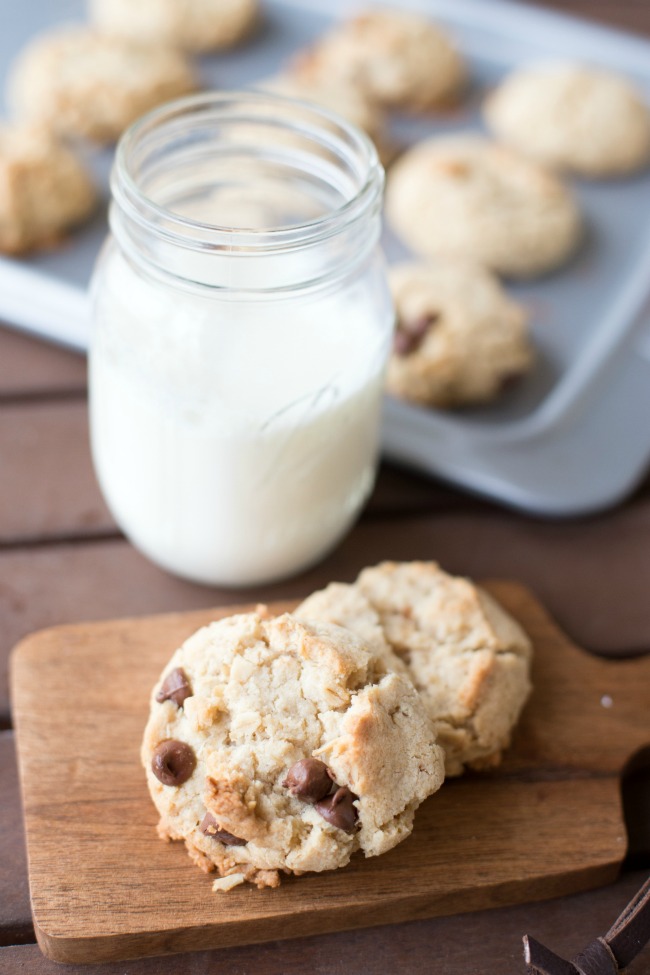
(485, 63, 650, 178)
(89, 0, 259, 53)
(0, 124, 96, 255)
(289, 9, 465, 113)
(261, 75, 394, 166)
(7, 27, 197, 144)
(142, 611, 445, 889)
(387, 260, 533, 408)
(296, 562, 533, 777)
(385, 134, 582, 278)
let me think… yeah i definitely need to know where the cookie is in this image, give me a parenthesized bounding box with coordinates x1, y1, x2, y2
(485, 63, 650, 178)
(89, 0, 259, 53)
(262, 75, 394, 166)
(385, 134, 582, 278)
(296, 562, 533, 776)
(7, 27, 197, 144)
(0, 124, 96, 255)
(142, 610, 445, 889)
(387, 260, 533, 408)
(289, 9, 465, 113)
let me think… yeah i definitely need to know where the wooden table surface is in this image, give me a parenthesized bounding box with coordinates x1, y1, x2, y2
(2, 3, 650, 972)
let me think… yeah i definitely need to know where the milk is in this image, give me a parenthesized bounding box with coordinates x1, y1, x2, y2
(89, 245, 391, 586)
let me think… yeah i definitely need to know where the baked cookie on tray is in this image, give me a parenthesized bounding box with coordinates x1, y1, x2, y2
(0, 124, 96, 254)
(296, 562, 533, 777)
(385, 134, 582, 278)
(261, 75, 394, 166)
(89, 0, 260, 53)
(485, 63, 650, 178)
(143, 611, 445, 890)
(387, 260, 533, 408)
(289, 8, 465, 113)
(7, 27, 197, 144)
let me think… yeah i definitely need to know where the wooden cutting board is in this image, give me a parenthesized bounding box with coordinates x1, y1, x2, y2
(10, 582, 650, 965)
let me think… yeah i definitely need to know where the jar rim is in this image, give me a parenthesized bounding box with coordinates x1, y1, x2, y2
(112, 89, 384, 255)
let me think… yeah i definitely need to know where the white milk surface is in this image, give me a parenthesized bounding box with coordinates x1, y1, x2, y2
(89, 246, 390, 585)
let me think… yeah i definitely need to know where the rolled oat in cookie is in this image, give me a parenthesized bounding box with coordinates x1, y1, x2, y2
(89, 0, 260, 53)
(289, 8, 465, 113)
(485, 62, 650, 178)
(0, 124, 96, 255)
(385, 134, 582, 278)
(142, 610, 445, 889)
(387, 260, 533, 408)
(296, 562, 533, 776)
(8, 27, 197, 144)
(260, 75, 394, 167)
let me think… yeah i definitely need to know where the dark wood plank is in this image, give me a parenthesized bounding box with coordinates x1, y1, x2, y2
(0, 732, 33, 947)
(0, 394, 645, 545)
(3, 500, 650, 723)
(1, 870, 648, 975)
(0, 328, 85, 399)
(0, 392, 480, 545)
(0, 401, 114, 545)
(523, 0, 650, 36)
(365, 462, 478, 517)
(11, 586, 649, 962)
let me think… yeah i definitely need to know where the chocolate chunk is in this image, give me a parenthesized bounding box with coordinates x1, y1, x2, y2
(200, 812, 246, 847)
(498, 369, 526, 394)
(283, 758, 334, 804)
(151, 740, 196, 786)
(315, 786, 359, 833)
(393, 312, 439, 357)
(155, 667, 192, 707)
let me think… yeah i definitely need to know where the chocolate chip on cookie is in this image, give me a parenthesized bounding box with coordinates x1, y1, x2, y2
(498, 369, 527, 393)
(393, 313, 439, 357)
(143, 611, 445, 888)
(156, 667, 192, 707)
(151, 740, 196, 786)
(315, 786, 359, 833)
(386, 261, 533, 408)
(283, 758, 335, 803)
(200, 812, 246, 846)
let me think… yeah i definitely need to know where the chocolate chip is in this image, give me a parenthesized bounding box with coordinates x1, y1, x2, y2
(200, 812, 246, 847)
(315, 786, 359, 833)
(151, 740, 196, 786)
(498, 369, 526, 393)
(155, 667, 192, 707)
(283, 758, 334, 804)
(393, 313, 439, 357)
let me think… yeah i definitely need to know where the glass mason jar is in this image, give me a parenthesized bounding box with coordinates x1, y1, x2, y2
(89, 91, 393, 587)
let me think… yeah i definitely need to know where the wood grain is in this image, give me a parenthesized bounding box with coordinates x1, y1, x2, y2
(2, 869, 649, 975)
(523, 0, 650, 36)
(10, 584, 650, 964)
(3, 497, 650, 725)
(0, 401, 114, 545)
(0, 328, 86, 399)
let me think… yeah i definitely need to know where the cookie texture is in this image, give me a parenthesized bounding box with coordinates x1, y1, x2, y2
(485, 63, 650, 178)
(296, 562, 533, 776)
(143, 611, 445, 889)
(0, 124, 96, 254)
(8, 27, 197, 143)
(289, 9, 465, 113)
(387, 261, 533, 407)
(89, 0, 259, 52)
(385, 134, 582, 278)
(262, 75, 393, 166)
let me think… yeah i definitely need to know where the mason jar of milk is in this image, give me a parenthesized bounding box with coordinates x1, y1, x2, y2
(89, 91, 393, 586)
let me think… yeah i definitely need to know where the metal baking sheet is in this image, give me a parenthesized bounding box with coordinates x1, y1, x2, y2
(1, 0, 650, 515)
